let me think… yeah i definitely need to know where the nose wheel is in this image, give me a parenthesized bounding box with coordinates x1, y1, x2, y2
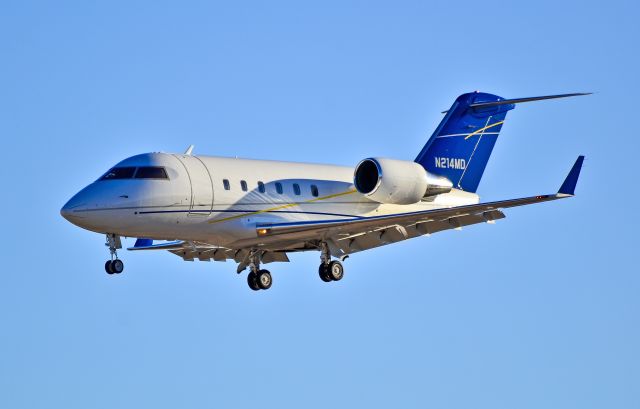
(104, 233, 124, 275)
(105, 259, 124, 274)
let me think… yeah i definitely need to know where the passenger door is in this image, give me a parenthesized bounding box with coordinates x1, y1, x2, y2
(173, 155, 214, 216)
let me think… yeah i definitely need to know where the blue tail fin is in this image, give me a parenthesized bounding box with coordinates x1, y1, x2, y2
(415, 92, 513, 192)
(415, 91, 591, 192)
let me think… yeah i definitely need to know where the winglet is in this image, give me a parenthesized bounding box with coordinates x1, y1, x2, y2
(558, 156, 585, 196)
(184, 145, 194, 155)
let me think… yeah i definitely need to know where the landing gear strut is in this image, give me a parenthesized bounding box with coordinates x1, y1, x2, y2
(318, 242, 344, 283)
(104, 234, 124, 274)
(246, 251, 272, 291)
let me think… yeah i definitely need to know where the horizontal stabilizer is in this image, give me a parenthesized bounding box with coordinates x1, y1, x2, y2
(470, 93, 591, 109)
(558, 156, 585, 196)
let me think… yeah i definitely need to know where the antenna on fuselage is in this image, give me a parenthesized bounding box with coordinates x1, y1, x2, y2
(184, 145, 194, 155)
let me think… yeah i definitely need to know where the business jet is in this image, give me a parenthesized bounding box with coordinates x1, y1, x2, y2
(61, 91, 587, 291)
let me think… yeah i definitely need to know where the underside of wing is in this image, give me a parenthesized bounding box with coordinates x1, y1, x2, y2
(126, 239, 289, 265)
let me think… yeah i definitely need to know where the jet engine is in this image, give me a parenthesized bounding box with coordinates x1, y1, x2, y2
(353, 157, 453, 204)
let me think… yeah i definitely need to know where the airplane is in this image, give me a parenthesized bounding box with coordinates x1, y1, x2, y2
(61, 91, 587, 291)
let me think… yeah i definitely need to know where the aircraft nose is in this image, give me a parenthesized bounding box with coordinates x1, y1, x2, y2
(60, 203, 74, 221)
(60, 205, 70, 219)
(60, 192, 88, 225)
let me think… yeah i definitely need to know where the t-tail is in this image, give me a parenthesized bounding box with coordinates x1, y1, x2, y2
(414, 91, 590, 192)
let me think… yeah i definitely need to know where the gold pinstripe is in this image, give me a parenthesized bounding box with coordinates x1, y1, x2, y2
(207, 189, 358, 224)
(464, 121, 504, 140)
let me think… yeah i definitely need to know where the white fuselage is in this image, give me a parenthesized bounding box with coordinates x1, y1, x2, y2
(61, 152, 479, 248)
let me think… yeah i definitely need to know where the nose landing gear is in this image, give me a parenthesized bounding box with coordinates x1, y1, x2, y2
(105, 259, 124, 274)
(104, 234, 124, 275)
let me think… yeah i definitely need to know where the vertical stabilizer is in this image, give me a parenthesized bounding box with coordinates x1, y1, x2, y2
(415, 92, 590, 192)
(415, 92, 513, 192)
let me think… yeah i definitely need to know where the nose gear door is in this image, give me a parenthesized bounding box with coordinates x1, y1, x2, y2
(173, 155, 214, 216)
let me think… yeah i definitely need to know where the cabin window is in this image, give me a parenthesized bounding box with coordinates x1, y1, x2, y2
(240, 180, 248, 191)
(310, 184, 319, 197)
(275, 182, 283, 194)
(135, 166, 168, 179)
(258, 181, 265, 193)
(223, 179, 230, 190)
(99, 167, 136, 180)
(293, 183, 301, 195)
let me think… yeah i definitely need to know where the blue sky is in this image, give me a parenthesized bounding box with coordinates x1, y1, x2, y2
(1, 1, 638, 407)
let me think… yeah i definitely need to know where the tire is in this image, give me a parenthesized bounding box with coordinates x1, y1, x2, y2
(247, 272, 260, 291)
(328, 260, 344, 281)
(256, 270, 272, 290)
(318, 264, 331, 282)
(105, 260, 114, 274)
(111, 259, 124, 274)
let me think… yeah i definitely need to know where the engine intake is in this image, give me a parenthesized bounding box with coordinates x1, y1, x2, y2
(354, 157, 453, 204)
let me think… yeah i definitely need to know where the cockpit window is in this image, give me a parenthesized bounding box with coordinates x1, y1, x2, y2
(135, 167, 168, 179)
(99, 167, 137, 180)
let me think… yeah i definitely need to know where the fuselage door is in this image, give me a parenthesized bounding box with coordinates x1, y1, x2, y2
(173, 155, 214, 216)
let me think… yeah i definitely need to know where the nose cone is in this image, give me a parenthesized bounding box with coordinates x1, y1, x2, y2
(60, 191, 88, 226)
(61, 181, 140, 234)
(60, 205, 70, 219)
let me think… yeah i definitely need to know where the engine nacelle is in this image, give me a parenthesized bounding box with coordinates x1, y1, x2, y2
(353, 157, 453, 204)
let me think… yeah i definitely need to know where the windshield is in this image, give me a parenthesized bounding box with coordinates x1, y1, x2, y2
(99, 166, 169, 181)
(99, 167, 137, 180)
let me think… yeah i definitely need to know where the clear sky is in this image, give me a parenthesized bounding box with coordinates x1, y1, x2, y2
(1, 1, 638, 408)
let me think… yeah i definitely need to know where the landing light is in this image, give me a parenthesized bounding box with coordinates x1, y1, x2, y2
(257, 228, 269, 236)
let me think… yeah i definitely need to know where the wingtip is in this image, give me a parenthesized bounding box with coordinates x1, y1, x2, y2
(558, 155, 585, 196)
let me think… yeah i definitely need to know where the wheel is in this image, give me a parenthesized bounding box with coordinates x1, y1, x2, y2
(111, 259, 124, 274)
(247, 272, 260, 291)
(105, 260, 115, 274)
(327, 260, 344, 281)
(256, 270, 272, 290)
(318, 263, 331, 282)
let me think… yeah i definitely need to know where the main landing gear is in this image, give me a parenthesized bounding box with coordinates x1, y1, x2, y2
(104, 234, 124, 275)
(246, 251, 272, 291)
(319, 260, 344, 282)
(243, 244, 346, 291)
(318, 242, 345, 283)
(247, 269, 272, 291)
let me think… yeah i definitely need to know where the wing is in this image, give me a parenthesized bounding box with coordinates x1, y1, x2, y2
(249, 156, 585, 256)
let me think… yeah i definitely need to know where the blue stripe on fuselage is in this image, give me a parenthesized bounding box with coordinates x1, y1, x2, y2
(137, 209, 360, 218)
